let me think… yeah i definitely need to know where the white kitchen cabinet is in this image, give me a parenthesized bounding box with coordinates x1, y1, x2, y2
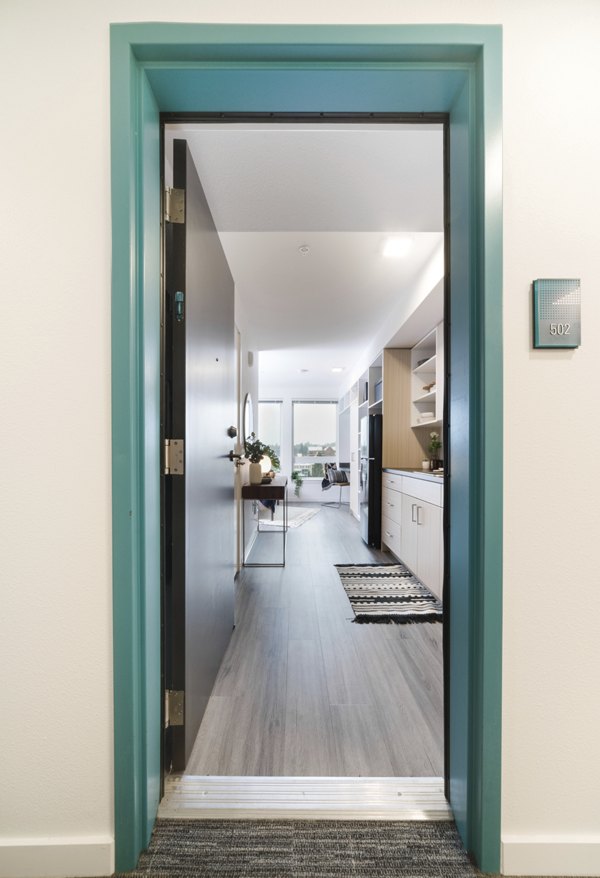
(381, 514, 402, 559)
(381, 470, 444, 598)
(399, 492, 419, 573)
(382, 485, 402, 525)
(382, 472, 402, 493)
(408, 496, 443, 596)
(381, 483, 402, 557)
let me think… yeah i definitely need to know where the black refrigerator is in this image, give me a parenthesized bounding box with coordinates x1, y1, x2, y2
(359, 413, 383, 547)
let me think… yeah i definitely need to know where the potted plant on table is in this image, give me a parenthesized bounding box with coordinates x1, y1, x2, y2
(244, 433, 281, 485)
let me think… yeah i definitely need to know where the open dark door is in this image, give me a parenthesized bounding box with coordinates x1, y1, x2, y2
(163, 139, 236, 772)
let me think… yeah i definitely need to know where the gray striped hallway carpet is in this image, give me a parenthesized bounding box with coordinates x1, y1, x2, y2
(116, 819, 480, 877)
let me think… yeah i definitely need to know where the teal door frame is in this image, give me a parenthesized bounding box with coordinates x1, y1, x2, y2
(110, 23, 502, 874)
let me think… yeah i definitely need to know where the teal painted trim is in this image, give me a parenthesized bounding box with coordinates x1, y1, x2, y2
(110, 23, 503, 874)
(110, 30, 162, 870)
(139, 71, 162, 843)
(471, 28, 503, 870)
(145, 65, 467, 114)
(447, 68, 475, 846)
(116, 21, 490, 61)
(110, 33, 146, 871)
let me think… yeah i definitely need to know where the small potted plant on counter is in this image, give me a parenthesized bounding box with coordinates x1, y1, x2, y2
(244, 433, 281, 484)
(428, 431, 442, 470)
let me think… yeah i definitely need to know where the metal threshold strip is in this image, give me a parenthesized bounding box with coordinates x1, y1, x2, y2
(159, 776, 452, 821)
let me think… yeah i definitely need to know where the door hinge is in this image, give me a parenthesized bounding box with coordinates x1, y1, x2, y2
(165, 187, 185, 223)
(164, 438, 184, 475)
(165, 690, 184, 728)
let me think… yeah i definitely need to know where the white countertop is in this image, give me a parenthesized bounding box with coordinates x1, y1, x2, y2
(383, 467, 444, 483)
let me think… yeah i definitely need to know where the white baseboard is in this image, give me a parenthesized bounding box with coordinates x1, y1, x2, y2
(0, 836, 114, 878)
(502, 835, 600, 876)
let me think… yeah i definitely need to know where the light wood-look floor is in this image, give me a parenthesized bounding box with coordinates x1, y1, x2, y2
(186, 504, 443, 777)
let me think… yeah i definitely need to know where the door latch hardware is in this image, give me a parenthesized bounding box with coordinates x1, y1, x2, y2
(228, 449, 244, 467)
(165, 690, 184, 728)
(164, 439, 184, 475)
(174, 291, 185, 323)
(164, 187, 185, 224)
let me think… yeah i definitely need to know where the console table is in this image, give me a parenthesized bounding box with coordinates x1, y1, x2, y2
(241, 475, 288, 567)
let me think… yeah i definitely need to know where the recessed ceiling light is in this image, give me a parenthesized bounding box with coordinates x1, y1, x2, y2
(382, 235, 414, 259)
(331, 367, 344, 373)
(298, 368, 309, 373)
(298, 245, 310, 255)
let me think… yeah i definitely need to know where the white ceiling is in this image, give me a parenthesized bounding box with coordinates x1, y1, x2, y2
(165, 123, 444, 396)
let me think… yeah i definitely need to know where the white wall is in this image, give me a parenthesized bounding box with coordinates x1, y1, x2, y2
(1, 2, 600, 877)
(345, 244, 444, 392)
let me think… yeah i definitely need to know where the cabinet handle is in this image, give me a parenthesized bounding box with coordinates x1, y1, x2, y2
(411, 503, 417, 522)
(417, 505, 423, 525)
(385, 530, 394, 538)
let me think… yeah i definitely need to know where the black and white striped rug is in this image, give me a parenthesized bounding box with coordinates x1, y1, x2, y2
(335, 563, 443, 623)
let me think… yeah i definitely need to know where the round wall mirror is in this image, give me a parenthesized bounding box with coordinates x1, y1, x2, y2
(243, 392, 253, 439)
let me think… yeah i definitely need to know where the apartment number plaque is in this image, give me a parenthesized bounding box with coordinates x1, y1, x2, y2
(533, 278, 581, 348)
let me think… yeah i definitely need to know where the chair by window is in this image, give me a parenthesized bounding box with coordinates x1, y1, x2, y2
(321, 463, 350, 508)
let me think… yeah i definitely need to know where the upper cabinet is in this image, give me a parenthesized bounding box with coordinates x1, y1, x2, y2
(339, 319, 444, 476)
(368, 354, 383, 414)
(339, 382, 358, 414)
(355, 352, 383, 414)
(410, 322, 444, 428)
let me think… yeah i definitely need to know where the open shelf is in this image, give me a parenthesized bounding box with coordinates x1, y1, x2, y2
(412, 390, 436, 404)
(413, 417, 442, 428)
(338, 338, 443, 483)
(410, 324, 444, 429)
(412, 353, 437, 375)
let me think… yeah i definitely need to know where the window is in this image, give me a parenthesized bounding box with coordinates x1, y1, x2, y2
(258, 401, 282, 460)
(292, 401, 337, 479)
